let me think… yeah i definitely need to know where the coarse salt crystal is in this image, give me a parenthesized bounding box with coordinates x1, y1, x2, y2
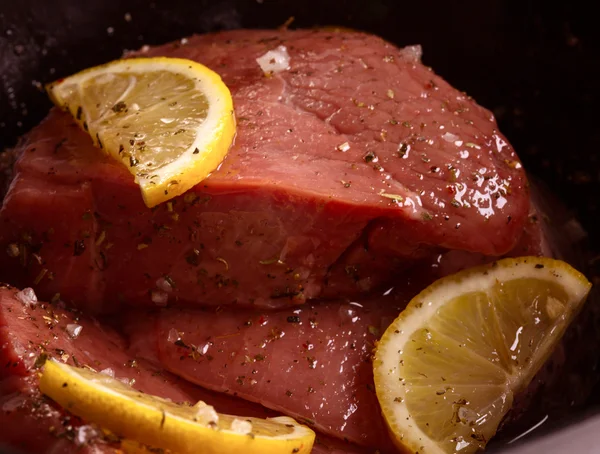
(167, 328, 183, 343)
(230, 418, 253, 434)
(2, 393, 26, 412)
(256, 46, 290, 75)
(167, 328, 181, 343)
(74, 425, 101, 446)
(15, 287, 37, 306)
(193, 402, 219, 426)
(399, 45, 423, 63)
(100, 368, 115, 378)
(442, 132, 459, 143)
(151, 290, 168, 306)
(337, 142, 350, 152)
(156, 277, 173, 293)
(66, 324, 83, 339)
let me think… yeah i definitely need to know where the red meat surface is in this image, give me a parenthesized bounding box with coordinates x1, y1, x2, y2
(0, 29, 528, 313)
(1, 285, 370, 453)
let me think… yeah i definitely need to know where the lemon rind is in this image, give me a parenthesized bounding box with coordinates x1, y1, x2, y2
(46, 57, 236, 208)
(373, 256, 591, 454)
(40, 359, 314, 454)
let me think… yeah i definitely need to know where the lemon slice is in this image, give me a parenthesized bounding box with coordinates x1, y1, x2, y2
(39, 360, 315, 454)
(373, 257, 591, 454)
(46, 57, 235, 207)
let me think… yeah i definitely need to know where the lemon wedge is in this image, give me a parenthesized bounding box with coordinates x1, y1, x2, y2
(46, 57, 236, 207)
(39, 360, 315, 454)
(373, 257, 591, 454)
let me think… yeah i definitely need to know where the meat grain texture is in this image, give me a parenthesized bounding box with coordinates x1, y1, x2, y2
(0, 29, 529, 313)
(0, 285, 367, 454)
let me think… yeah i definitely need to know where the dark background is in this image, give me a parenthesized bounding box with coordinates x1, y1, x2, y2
(0, 0, 599, 452)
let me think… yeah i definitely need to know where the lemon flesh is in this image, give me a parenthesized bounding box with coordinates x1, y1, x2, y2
(39, 360, 315, 454)
(373, 257, 591, 454)
(46, 57, 236, 207)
